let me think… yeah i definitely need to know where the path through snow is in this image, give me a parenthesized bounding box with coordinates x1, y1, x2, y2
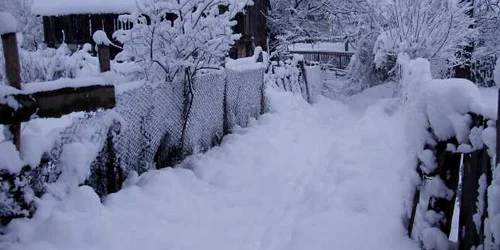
(2, 89, 419, 250)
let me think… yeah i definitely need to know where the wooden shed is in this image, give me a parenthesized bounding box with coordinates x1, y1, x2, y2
(32, 0, 135, 57)
(32, 0, 269, 59)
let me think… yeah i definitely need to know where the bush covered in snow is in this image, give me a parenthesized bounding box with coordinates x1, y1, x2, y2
(0, 0, 43, 50)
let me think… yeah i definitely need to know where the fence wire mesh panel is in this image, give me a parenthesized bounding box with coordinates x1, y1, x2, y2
(183, 72, 226, 154)
(226, 68, 265, 129)
(113, 82, 184, 173)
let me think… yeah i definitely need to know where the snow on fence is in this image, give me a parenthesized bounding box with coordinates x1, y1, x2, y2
(265, 55, 322, 103)
(402, 58, 499, 250)
(0, 62, 266, 225)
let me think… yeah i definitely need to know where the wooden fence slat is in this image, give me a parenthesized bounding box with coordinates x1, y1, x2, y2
(431, 140, 461, 236)
(459, 149, 491, 250)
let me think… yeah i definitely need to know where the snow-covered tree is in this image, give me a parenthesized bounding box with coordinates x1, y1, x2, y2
(114, 0, 251, 83)
(346, 0, 475, 91)
(0, 0, 43, 50)
(474, 0, 500, 56)
(267, 0, 333, 48)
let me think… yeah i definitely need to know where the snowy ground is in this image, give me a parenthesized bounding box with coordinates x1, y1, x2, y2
(2, 87, 420, 250)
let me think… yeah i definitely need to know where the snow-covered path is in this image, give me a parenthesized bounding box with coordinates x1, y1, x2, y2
(3, 90, 419, 250)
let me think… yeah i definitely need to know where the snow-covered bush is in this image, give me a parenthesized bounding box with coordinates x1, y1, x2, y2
(345, 33, 385, 94)
(0, 0, 43, 51)
(0, 44, 101, 83)
(114, 0, 251, 83)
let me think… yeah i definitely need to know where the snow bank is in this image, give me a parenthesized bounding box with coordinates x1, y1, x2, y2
(31, 0, 136, 16)
(0, 12, 17, 35)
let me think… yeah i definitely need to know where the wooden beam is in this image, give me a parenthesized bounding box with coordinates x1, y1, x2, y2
(0, 85, 116, 125)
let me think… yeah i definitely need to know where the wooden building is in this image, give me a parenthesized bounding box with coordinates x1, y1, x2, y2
(231, 0, 270, 58)
(32, 0, 268, 59)
(32, 0, 136, 57)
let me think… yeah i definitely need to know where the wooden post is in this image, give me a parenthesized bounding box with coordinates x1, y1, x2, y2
(97, 44, 111, 73)
(2, 32, 22, 150)
(497, 87, 500, 166)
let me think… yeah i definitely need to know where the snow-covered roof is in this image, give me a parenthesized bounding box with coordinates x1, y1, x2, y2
(32, 0, 137, 16)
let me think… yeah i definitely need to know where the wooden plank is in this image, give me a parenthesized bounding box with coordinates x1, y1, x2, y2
(429, 139, 461, 236)
(0, 85, 116, 125)
(459, 149, 491, 250)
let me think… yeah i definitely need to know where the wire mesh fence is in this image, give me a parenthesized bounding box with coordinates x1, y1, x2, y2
(0, 65, 266, 224)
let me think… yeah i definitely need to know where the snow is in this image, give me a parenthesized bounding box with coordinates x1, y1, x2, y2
(304, 66, 322, 103)
(401, 58, 485, 142)
(93, 31, 111, 46)
(479, 87, 498, 119)
(0, 12, 17, 35)
(1, 88, 418, 250)
(226, 47, 265, 71)
(0, 111, 86, 173)
(0, 141, 23, 173)
(22, 77, 109, 94)
(473, 174, 487, 233)
(31, 0, 137, 16)
(288, 42, 354, 53)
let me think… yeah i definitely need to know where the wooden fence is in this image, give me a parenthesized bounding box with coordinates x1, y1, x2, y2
(288, 51, 354, 69)
(408, 113, 495, 250)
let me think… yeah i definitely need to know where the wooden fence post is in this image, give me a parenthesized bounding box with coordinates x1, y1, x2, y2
(497, 87, 500, 166)
(97, 44, 111, 73)
(2, 32, 22, 150)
